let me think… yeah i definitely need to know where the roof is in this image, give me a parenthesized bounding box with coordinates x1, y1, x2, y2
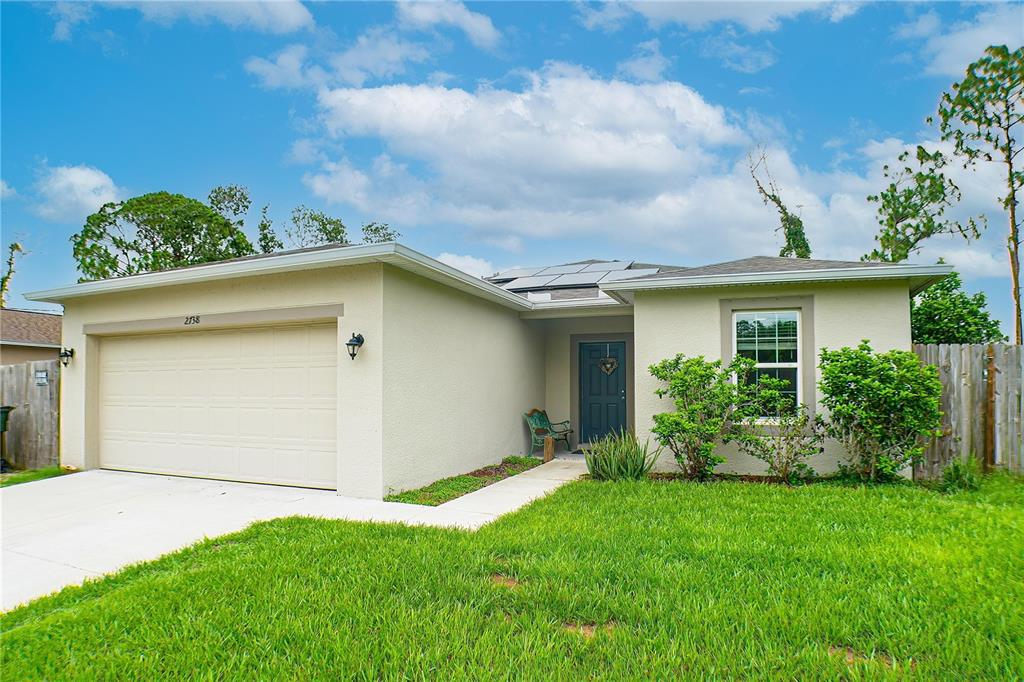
(486, 259, 684, 301)
(599, 255, 952, 303)
(636, 255, 894, 280)
(0, 308, 63, 346)
(24, 244, 951, 314)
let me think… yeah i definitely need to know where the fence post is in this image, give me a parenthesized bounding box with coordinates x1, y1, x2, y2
(984, 343, 997, 473)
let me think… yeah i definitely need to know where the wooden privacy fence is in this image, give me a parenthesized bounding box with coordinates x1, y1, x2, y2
(0, 359, 60, 470)
(913, 344, 1023, 479)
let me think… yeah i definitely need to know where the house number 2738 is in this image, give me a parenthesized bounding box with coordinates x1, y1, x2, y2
(183, 315, 201, 326)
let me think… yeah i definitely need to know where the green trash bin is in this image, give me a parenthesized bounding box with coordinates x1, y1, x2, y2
(0, 405, 13, 462)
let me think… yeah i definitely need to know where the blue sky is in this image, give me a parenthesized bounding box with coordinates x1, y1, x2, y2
(2, 1, 1021, 332)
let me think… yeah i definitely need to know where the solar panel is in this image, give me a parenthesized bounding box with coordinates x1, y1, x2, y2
(536, 263, 589, 275)
(600, 268, 658, 282)
(492, 266, 545, 280)
(581, 261, 632, 273)
(546, 271, 605, 287)
(501, 275, 559, 290)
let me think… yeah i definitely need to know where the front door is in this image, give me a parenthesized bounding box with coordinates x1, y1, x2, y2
(579, 341, 627, 444)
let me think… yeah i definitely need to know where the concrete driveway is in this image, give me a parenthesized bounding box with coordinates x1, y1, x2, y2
(1, 460, 584, 611)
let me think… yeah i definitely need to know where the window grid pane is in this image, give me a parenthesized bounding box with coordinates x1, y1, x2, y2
(735, 310, 800, 416)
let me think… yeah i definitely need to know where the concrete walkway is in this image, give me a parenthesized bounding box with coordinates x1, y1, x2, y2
(1, 458, 585, 611)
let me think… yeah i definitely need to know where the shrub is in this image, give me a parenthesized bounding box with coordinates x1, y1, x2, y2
(649, 354, 766, 480)
(818, 341, 943, 482)
(737, 401, 825, 485)
(939, 457, 982, 493)
(584, 431, 660, 481)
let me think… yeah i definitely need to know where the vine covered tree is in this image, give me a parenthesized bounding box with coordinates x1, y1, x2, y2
(864, 146, 982, 262)
(912, 272, 1006, 344)
(933, 45, 1023, 342)
(749, 150, 811, 258)
(0, 242, 24, 307)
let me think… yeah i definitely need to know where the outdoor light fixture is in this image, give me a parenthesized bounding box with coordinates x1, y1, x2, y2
(345, 333, 364, 360)
(58, 347, 75, 367)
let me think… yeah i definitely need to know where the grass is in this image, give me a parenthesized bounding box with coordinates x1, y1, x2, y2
(3, 474, 1023, 679)
(0, 466, 67, 488)
(384, 455, 542, 505)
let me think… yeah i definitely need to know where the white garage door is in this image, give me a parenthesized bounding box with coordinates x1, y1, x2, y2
(99, 323, 338, 489)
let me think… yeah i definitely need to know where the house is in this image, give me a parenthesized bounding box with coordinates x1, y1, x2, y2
(0, 308, 62, 365)
(25, 243, 950, 499)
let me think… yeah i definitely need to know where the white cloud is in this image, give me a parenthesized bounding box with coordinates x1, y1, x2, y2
(132, 0, 314, 34)
(616, 39, 670, 82)
(582, 1, 859, 34)
(245, 44, 326, 90)
(0, 180, 16, 199)
(898, 5, 1023, 77)
(50, 2, 91, 41)
(576, 1, 633, 32)
(33, 163, 122, 223)
(286, 138, 325, 165)
(331, 28, 430, 87)
(297, 60, 1012, 272)
(701, 30, 777, 73)
(436, 252, 496, 278)
(397, 1, 501, 49)
(739, 86, 772, 96)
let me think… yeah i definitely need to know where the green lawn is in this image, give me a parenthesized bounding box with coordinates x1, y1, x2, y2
(0, 466, 67, 488)
(385, 455, 542, 505)
(3, 475, 1022, 679)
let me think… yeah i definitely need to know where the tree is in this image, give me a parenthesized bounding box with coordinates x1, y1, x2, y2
(933, 45, 1023, 342)
(256, 205, 283, 254)
(0, 242, 24, 307)
(207, 185, 251, 227)
(863, 146, 982, 262)
(71, 192, 255, 281)
(285, 205, 348, 248)
(749, 150, 812, 258)
(911, 272, 1006, 344)
(360, 222, 401, 244)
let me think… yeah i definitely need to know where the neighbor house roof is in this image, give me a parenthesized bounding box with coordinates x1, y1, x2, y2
(24, 244, 952, 313)
(0, 308, 63, 347)
(599, 255, 951, 303)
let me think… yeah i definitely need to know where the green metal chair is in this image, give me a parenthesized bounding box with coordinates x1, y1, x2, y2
(523, 409, 573, 455)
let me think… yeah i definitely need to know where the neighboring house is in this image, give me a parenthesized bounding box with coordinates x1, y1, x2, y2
(26, 243, 950, 499)
(0, 308, 62, 365)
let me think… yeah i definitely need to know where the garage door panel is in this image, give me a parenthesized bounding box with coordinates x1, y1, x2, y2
(99, 323, 338, 489)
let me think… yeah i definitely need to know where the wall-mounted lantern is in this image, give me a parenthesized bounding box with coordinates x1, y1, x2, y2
(345, 333, 364, 360)
(58, 348, 75, 367)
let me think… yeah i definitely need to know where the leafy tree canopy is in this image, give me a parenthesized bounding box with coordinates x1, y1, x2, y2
(72, 191, 254, 281)
(285, 205, 348, 248)
(360, 222, 401, 244)
(912, 272, 1006, 344)
(864, 146, 982, 262)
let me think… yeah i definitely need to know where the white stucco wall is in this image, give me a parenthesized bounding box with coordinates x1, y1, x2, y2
(380, 266, 544, 494)
(632, 280, 912, 474)
(57, 264, 386, 497)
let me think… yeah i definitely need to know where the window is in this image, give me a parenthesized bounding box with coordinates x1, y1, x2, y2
(734, 310, 800, 411)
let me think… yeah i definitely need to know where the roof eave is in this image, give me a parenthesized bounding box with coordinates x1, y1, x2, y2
(599, 264, 954, 299)
(24, 243, 533, 311)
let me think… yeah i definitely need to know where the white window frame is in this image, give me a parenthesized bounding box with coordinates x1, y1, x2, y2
(732, 309, 802, 413)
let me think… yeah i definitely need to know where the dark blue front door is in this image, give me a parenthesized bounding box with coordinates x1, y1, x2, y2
(579, 341, 627, 443)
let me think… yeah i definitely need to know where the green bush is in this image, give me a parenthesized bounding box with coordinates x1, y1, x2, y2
(584, 431, 660, 481)
(939, 457, 982, 493)
(818, 341, 943, 482)
(737, 401, 824, 485)
(649, 354, 767, 480)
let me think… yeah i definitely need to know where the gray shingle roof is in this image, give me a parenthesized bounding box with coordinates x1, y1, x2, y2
(633, 256, 894, 281)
